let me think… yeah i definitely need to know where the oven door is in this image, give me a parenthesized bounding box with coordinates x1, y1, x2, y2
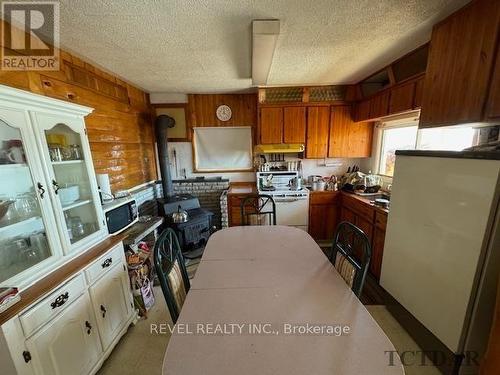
(273, 197, 309, 231)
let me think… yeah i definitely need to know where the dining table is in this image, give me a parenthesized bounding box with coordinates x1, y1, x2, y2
(162, 225, 404, 375)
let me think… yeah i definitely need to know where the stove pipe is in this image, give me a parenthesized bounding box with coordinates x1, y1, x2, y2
(155, 115, 176, 197)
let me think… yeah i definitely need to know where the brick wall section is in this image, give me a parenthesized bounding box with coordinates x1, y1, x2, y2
(220, 191, 229, 228)
(132, 181, 230, 229)
(173, 180, 230, 228)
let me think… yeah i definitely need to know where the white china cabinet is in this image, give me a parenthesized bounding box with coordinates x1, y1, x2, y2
(0, 85, 106, 288)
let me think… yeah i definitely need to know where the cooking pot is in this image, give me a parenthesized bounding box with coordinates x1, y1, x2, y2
(307, 175, 322, 184)
(171, 205, 189, 223)
(311, 180, 326, 191)
(288, 177, 302, 191)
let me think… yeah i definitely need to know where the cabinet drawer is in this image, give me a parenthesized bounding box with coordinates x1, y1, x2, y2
(343, 195, 375, 220)
(309, 191, 339, 205)
(375, 211, 388, 230)
(20, 273, 86, 337)
(85, 243, 125, 285)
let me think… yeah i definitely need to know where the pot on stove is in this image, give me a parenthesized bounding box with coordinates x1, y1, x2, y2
(171, 205, 189, 223)
(288, 177, 302, 191)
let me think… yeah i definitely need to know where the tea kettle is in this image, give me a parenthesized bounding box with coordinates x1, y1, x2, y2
(171, 205, 189, 223)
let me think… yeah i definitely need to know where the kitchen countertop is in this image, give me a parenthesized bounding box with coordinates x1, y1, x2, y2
(227, 182, 257, 195)
(342, 191, 390, 214)
(122, 216, 164, 246)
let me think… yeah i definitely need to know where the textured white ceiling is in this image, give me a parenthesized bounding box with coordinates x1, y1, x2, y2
(57, 0, 470, 93)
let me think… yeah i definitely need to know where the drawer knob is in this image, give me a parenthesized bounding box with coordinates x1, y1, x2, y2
(85, 320, 92, 335)
(101, 258, 113, 268)
(50, 292, 69, 309)
(100, 304, 107, 318)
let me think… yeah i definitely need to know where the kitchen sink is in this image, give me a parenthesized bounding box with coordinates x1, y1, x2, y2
(353, 192, 391, 201)
(369, 194, 391, 201)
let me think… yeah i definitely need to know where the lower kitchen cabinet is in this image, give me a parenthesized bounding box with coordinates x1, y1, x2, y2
(0, 242, 135, 375)
(339, 194, 388, 281)
(25, 293, 101, 375)
(371, 227, 386, 280)
(308, 191, 340, 242)
(89, 262, 132, 351)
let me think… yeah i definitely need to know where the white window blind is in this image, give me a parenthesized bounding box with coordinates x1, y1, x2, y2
(193, 127, 253, 172)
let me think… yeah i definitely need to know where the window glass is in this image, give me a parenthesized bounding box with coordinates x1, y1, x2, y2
(379, 125, 418, 176)
(417, 127, 475, 151)
(378, 122, 476, 177)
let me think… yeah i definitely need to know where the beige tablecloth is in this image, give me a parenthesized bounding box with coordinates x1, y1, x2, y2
(162, 226, 404, 375)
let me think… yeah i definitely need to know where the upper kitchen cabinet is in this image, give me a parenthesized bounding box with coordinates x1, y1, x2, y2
(305, 106, 330, 158)
(485, 46, 500, 121)
(329, 106, 373, 158)
(259, 107, 283, 144)
(283, 107, 306, 143)
(420, 0, 500, 127)
(354, 44, 428, 122)
(369, 91, 391, 119)
(0, 85, 106, 288)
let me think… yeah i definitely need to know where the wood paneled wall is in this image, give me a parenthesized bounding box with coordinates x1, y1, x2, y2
(187, 94, 257, 127)
(0, 20, 156, 192)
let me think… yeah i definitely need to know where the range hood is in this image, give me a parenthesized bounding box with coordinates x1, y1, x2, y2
(254, 144, 305, 154)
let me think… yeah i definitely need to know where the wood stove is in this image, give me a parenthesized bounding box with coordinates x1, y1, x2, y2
(155, 115, 214, 259)
(158, 194, 213, 259)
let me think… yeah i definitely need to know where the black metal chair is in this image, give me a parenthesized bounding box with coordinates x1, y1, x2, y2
(240, 194, 277, 226)
(329, 221, 371, 297)
(153, 228, 190, 323)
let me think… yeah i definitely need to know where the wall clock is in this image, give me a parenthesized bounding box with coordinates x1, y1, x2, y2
(216, 104, 232, 121)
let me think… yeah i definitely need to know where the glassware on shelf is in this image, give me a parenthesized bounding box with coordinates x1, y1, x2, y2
(0, 199, 18, 225)
(61, 146, 72, 161)
(29, 232, 50, 260)
(48, 144, 63, 162)
(1, 139, 25, 164)
(14, 193, 39, 220)
(0, 199, 15, 222)
(69, 216, 85, 239)
(69, 144, 82, 160)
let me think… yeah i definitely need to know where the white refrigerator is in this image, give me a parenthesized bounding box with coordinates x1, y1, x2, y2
(380, 151, 500, 374)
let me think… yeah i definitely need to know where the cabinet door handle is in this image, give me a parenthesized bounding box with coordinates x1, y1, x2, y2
(85, 320, 92, 335)
(52, 179, 60, 194)
(22, 350, 32, 363)
(50, 292, 69, 309)
(100, 305, 107, 318)
(101, 258, 112, 268)
(37, 182, 45, 199)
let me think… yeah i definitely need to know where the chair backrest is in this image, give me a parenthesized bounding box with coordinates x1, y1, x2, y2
(153, 228, 190, 323)
(240, 194, 277, 226)
(329, 221, 371, 297)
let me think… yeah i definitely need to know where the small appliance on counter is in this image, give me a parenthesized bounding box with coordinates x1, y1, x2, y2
(102, 197, 139, 235)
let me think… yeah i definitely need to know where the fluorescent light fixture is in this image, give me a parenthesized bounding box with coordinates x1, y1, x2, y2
(252, 19, 280, 86)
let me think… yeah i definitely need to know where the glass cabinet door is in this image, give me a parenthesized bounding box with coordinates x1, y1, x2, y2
(0, 114, 61, 284)
(34, 115, 104, 252)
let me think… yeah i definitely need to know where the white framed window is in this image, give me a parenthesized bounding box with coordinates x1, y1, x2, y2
(376, 118, 476, 177)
